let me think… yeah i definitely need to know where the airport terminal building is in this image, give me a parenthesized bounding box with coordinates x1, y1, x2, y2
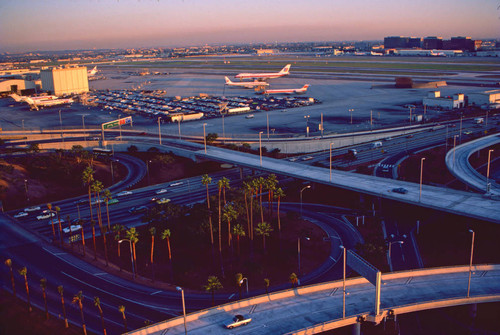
(40, 66, 89, 96)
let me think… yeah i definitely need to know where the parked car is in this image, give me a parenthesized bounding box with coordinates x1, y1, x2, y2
(117, 191, 133, 197)
(224, 315, 252, 329)
(392, 187, 408, 194)
(14, 212, 28, 218)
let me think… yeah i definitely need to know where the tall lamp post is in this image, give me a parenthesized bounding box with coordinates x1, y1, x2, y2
(118, 239, 135, 279)
(304, 115, 310, 137)
(349, 109, 354, 125)
(59, 110, 64, 142)
(339, 245, 346, 319)
(388, 240, 404, 271)
(24, 179, 29, 203)
(157, 117, 162, 145)
(82, 115, 87, 146)
(419, 157, 425, 202)
(297, 236, 310, 274)
(203, 123, 207, 153)
(486, 149, 494, 193)
(467, 229, 475, 298)
(300, 185, 311, 217)
(329, 142, 334, 182)
(259, 131, 263, 166)
(176, 286, 187, 335)
(453, 135, 459, 167)
(239, 277, 249, 295)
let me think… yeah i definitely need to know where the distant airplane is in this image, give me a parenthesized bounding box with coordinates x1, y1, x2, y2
(235, 64, 291, 81)
(22, 95, 73, 110)
(87, 66, 98, 76)
(224, 76, 269, 88)
(261, 84, 310, 95)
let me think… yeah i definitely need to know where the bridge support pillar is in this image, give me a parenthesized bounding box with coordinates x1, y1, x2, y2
(352, 316, 363, 335)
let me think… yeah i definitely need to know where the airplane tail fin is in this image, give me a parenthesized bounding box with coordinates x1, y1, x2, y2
(303, 84, 310, 90)
(280, 64, 291, 74)
(224, 76, 232, 84)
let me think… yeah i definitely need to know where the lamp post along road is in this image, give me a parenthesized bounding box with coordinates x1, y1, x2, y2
(467, 229, 475, 298)
(486, 149, 494, 192)
(419, 157, 425, 202)
(329, 142, 334, 182)
(119, 239, 135, 279)
(82, 115, 87, 146)
(203, 123, 207, 154)
(453, 135, 459, 167)
(157, 117, 162, 145)
(388, 240, 404, 272)
(300, 185, 311, 217)
(176, 287, 187, 335)
(340, 245, 346, 319)
(259, 131, 263, 166)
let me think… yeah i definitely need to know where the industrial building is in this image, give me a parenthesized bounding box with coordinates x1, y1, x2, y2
(423, 91, 465, 110)
(40, 66, 89, 96)
(0, 79, 38, 96)
(468, 90, 500, 108)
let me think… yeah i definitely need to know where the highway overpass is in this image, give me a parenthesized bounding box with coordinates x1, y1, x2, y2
(126, 264, 500, 334)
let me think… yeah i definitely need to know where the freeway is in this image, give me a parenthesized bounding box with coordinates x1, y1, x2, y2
(446, 133, 500, 196)
(127, 264, 500, 335)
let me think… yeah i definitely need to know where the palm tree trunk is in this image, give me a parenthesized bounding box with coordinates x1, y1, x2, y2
(23, 275, 32, 312)
(150, 235, 155, 281)
(57, 213, 63, 246)
(132, 242, 137, 277)
(42, 288, 49, 320)
(92, 224, 97, 261)
(99, 309, 107, 335)
(8, 267, 16, 297)
(60, 295, 68, 328)
(259, 185, 264, 223)
(244, 189, 250, 240)
(78, 303, 87, 335)
(81, 224, 86, 257)
(50, 216, 56, 240)
(122, 313, 127, 331)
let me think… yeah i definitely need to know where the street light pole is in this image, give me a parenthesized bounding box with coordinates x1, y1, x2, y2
(419, 157, 425, 202)
(157, 117, 162, 145)
(203, 123, 207, 154)
(329, 142, 334, 182)
(453, 135, 459, 167)
(486, 149, 494, 193)
(24, 179, 29, 203)
(58, 110, 64, 142)
(349, 109, 354, 125)
(176, 287, 187, 335)
(178, 119, 182, 140)
(259, 131, 263, 166)
(119, 239, 135, 279)
(304, 115, 310, 137)
(300, 185, 311, 217)
(82, 115, 87, 146)
(340, 245, 346, 319)
(388, 241, 404, 271)
(467, 229, 475, 298)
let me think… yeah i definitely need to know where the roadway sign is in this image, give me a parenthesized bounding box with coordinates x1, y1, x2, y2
(347, 250, 380, 286)
(101, 116, 132, 130)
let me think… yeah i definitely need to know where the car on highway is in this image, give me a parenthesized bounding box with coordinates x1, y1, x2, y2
(128, 206, 148, 214)
(169, 182, 184, 187)
(117, 191, 133, 197)
(37, 212, 56, 220)
(301, 156, 313, 161)
(107, 198, 119, 205)
(288, 157, 299, 162)
(63, 225, 82, 234)
(463, 130, 473, 135)
(24, 206, 41, 212)
(224, 315, 252, 329)
(14, 212, 28, 218)
(155, 188, 168, 194)
(156, 198, 170, 205)
(392, 187, 408, 194)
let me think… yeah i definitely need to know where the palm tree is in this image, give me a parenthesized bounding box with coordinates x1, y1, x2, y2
(255, 222, 273, 251)
(40, 278, 49, 320)
(93, 181, 109, 267)
(55, 206, 63, 246)
(113, 224, 125, 271)
(126, 227, 139, 278)
(80, 217, 87, 257)
(91, 220, 97, 260)
(201, 174, 214, 249)
(18, 266, 31, 312)
(149, 227, 156, 281)
(47, 203, 56, 240)
(72, 291, 87, 335)
(103, 189, 113, 230)
(266, 174, 278, 219)
(118, 305, 127, 331)
(4, 259, 16, 296)
(289, 272, 298, 288)
(264, 278, 270, 294)
(255, 177, 265, 224)
(204, 275, 223, 306)
(222, 204, 237, 248)
(235, 273, 243, 299)
(82, 165, 95, 221)
(217, 179, 225, 277)
(232, 224, 245, 257)
(220, 176, 230, 205)
(58, 285, 69, 328)
(274, 188, 285, 237)
(161, 229, 172, 280)
(242, 181, 251, 241)
(94, 297, 107, 335)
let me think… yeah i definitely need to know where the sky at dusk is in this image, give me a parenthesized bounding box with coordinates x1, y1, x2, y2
(1, 0, 499, 53)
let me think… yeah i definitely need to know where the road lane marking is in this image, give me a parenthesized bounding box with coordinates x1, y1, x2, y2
(249, 305, 257, 314)
(228, 293, 235, 299)
(329, 288, 338, 296)
(151, 290, 162, 296)
(93, 272, 107, 276)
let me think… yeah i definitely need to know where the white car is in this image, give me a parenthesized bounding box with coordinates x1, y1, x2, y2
(48, 218, 65, 225)
(36, 212, 56, 220)
(224, 315, 252, 329)
(155, 189, 168, 194)
(63, 225, 82, 234)
(169, 182, 184, 187)
(24, 206, 41, 212)
(117, 191, 133, 197)
(14, 212, 28, 218)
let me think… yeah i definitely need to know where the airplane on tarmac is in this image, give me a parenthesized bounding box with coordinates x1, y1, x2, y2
(235, 64, 291, 81)
(87, 66, 98, 76)
(261, 84, 310, 95)
(224, 76, 269, 88)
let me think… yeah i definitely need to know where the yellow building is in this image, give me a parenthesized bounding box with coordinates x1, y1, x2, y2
(40, 66, 89, 96)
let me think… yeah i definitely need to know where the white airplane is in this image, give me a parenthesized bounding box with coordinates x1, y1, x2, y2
(261, 84, 310, 95)
(224, 76, 269, 88)
(235, 64, 291, 81)
(87, 66, 98, 76)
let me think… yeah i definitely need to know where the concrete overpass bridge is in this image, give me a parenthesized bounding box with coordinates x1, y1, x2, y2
(126, 264, 500, 335)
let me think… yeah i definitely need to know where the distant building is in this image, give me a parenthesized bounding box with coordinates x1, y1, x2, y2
(468, 90, 500, 107)
(0, 79, 37, 96)
(408, 37, 422, 48)
(384, 36, 409, 49)
(256, 49, 277, 55)
(423, 91, 465, 109)
(423, 37, 443, 50)
(447, 36, 475, 52)
(40, 66, 89, 96)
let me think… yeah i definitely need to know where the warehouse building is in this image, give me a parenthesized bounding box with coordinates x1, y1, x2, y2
(0, 79, 38, 96)
(423, 91, 465, 110)
(40, 66, 89, 96)
(468, 90, 500, 107)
